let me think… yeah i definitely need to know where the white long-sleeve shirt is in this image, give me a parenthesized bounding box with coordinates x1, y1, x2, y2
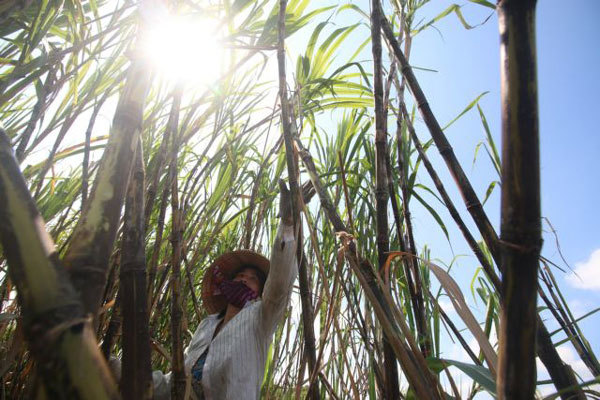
(153, 223, 297, 399)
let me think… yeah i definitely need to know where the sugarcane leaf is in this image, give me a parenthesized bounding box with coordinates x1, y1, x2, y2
(477, 104, 501, 176)
(467, 0, 496, 10)
(429, 358, 497, 396)
(412, 4, 471, 35)
(231, 0, 254, 15)
(442, 91, 489, 131)
(482, 180, 499, 205)
(411, 190, 449, 241)
(549, 307, 600, 337)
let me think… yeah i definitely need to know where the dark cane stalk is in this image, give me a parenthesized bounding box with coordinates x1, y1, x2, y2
(370, 1, 400, 397)
(167, 87, 187, 400)
(496, 1, 543, 398)
(277, 1, 319, 397)
(119, 141, 153, 400)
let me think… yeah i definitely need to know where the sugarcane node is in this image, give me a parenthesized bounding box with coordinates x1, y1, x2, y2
(498, 238, 543, 255)
(465, 200, 482, 211)
(26, 303, 85, 350)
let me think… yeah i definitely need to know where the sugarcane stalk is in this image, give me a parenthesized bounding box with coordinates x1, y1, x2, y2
(166, 87, 187, 400)
(0, 129, 119, 399)
(143, 117, 172, 231)
(147, 183, 170, 304)
(181, 253, 202, 322)
(277, 1, 319, 398)
(370, 1, 400, 396)
(277, 0, 301, 230)
(63, 52, 152, 318)
(96, 252, 120, 339)
(119, 142, 152, 399)
(385, 11, 431, 360)
(496, 0, 542, 397)
(429, 290, 481, 366)
(385, 152, 421, 335)
(393, 124, 430, 357)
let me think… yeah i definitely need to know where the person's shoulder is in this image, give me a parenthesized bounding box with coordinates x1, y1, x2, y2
(196, 312, 222, 329)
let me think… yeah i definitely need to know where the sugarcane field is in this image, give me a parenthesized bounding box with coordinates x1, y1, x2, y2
(0, 0, 599, 398)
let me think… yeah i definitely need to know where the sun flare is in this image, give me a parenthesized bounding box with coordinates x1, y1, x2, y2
(142, 15, 223, 86)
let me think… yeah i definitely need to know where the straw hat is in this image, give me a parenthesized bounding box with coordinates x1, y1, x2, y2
(201, 250, 270, 314)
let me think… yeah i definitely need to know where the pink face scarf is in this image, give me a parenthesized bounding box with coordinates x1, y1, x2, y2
(212, 266, 258, 309)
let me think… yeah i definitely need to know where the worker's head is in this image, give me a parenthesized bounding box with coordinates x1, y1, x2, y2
(232, 265, 267, 296)
(202, 250, 270, 314)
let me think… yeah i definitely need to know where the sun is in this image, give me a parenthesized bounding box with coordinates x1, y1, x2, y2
(141, 13, 223, 86)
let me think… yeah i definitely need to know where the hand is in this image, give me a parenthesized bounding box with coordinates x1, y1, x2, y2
(278, 179, 294, 226)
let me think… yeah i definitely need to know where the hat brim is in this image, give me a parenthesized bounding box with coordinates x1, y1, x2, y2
(201, 250, 270, 314)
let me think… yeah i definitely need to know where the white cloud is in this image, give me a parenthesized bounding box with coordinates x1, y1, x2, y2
(566, 248, 600, 290)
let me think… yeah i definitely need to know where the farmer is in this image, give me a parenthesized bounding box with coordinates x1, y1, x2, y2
(151, 180, 298, 399)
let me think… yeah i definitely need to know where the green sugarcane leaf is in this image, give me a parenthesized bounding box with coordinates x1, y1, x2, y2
(443, 91, 489, 131)
(412, 190, 449, 241)
(428, 358, 497, 396)
(482, 180, 499, 205)
(468, 0, 496, 10)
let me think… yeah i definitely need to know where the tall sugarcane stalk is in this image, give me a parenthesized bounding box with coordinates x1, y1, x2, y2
(378, 4, 584, 397)
(393, 117, 430, 357)
(277, 1, 319, 398)
(496, 0, 541, 397)
(63, 51, 152, 318)
(119, 142, 153, 399)
(370, 1, 400, 396)
(167, 87, 187, 400)
(147, 183, 170, 305)
(0, 129, 119, 399)
(386, 5, 431, 362)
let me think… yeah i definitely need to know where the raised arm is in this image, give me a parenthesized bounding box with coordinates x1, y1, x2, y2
(260, 181, 298, 332)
